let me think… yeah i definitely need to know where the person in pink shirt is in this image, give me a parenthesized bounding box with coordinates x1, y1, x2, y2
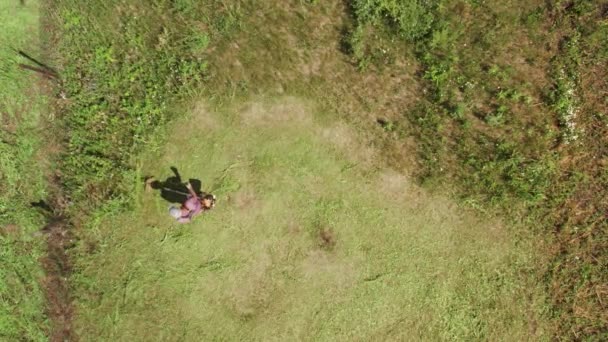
(169, 182, 216, 223)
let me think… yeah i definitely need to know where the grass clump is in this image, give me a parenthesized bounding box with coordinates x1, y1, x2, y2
(352, 0, 435, 40)
(346, 0, 437, 69)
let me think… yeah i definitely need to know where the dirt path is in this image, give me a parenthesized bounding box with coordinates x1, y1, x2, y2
(31, 61, 77, 342)
(0, 0, 75, 339)
(33, 86, 77, 341)
(34, 1, 76, 340)
(35, 67, 77, 342)
(40, 217, 75, 341)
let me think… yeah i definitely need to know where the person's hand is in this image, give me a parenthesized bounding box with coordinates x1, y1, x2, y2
(186, 182, 192, 190)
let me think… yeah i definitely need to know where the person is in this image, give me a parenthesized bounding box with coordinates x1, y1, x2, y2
(168, 182, 216, 223)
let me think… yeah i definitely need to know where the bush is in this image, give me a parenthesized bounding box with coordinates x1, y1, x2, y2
(351, 0, 436, 40)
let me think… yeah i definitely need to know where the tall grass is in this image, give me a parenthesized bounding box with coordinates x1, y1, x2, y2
(347, 0, 608, 337)
(52, 0, 209, 210)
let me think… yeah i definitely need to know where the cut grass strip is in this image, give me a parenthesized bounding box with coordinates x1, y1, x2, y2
(0, 0, 48, 340)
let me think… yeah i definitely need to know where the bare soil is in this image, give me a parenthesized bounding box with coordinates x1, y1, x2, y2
(36, 124, 77, 342)
(40, 217, 76, 342)
(34, 69, 77, 341)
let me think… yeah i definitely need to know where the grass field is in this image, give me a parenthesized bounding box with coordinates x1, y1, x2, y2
(0, 0, 600, 339)
(0, 0, 49, 340)
(71, 97, 551, 340)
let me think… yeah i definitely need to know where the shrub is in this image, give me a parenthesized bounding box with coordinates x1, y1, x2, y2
(351, 0, 436, 40)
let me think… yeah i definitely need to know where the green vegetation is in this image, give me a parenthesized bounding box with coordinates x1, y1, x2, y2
(53, 0, 209, 209)
(0, 1, 48, 340)
(348, 0, 435, 67)
(348, 0, 608, 338)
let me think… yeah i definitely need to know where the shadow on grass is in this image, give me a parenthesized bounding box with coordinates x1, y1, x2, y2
(146, 166, 202, 204)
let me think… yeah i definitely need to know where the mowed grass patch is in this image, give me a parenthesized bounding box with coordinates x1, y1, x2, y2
(0, 0, 49, 340)
(73, 97, 550, 340)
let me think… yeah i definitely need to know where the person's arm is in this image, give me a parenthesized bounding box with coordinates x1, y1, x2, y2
(186, 182, 198, 198)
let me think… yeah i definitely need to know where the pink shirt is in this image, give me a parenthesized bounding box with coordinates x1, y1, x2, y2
(176, 195, 202, 223)
(183, 195, 202, 215)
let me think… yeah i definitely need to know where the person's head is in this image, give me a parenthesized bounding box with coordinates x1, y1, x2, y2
(200, 194, 216, 209)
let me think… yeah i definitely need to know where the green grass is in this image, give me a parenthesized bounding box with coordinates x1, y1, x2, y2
(72, 97, 551, 340)
(52, 0, 209, 209)
(347, 0, 608, 337)
(45, 0, 606, 339)
(0, 0, 49, 340)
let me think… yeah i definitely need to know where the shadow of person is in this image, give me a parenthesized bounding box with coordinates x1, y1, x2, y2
(146, 167, 203, 204)
(188, 178, 202, 194)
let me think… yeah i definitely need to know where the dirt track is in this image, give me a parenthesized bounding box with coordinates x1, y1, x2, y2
(35, 100, 77, 341)
(40, 217, 75, 342)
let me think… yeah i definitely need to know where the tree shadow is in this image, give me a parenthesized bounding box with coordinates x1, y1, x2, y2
(146, 167, 202, 204)
(16, 50, 58, 76)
